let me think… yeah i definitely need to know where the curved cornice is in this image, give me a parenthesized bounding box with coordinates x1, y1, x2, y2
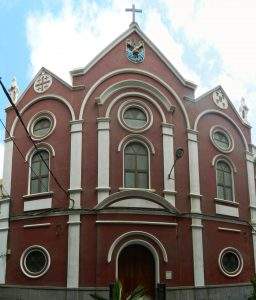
(194, 109, 248, 151)
(10, 94, 76, 136)
(94, 190, 179, 214)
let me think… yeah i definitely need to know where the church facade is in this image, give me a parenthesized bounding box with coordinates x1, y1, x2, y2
(0, 20, 256, 299)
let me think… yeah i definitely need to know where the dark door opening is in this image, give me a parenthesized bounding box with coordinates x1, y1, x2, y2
(118, 244, 155, 299)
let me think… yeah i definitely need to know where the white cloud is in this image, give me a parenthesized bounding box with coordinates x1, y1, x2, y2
(162, 0, 256, 140)
(26, 0, 256, 141)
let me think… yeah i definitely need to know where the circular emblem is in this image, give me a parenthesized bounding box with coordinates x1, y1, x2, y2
(213, 90, 228, 109)
(34, 72, 52, 93)
(126, 39, 144, 63)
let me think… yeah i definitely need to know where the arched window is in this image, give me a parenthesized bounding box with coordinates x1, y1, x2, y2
(216, 161, 233, 201)
(124, 142, 149, 189)
(30, 150, 49, 194)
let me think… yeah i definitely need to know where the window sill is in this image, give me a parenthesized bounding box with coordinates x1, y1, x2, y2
(23, 191, 54, 200)
(119, 187, 156, 192)
(214, 198, 239, 207)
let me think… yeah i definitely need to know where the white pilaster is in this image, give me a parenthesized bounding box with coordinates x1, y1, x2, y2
(67, 214, 81, 287)
(162, 123, 176, 207)
(0, 137, 13, 283)
(97, 118, 110, 203)
(67, 120, 83, 288)
(246, 151, 256, 271)
(187, 130, 205, 287)
(69, 120, 83, 209)
(187, 130, 201, 213)
(191, 218, 205, 286)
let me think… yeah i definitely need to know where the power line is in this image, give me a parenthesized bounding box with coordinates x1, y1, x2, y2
(0, 118, 50, 196)
(0, 78, 74, 209)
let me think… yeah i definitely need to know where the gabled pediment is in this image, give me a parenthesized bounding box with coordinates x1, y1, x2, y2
(70, 23, 197, 90)
(14, 67, 72, 106)
(195, 85, 250, 128)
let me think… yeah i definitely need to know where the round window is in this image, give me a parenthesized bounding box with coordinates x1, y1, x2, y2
(20, 246, 50, 278)
(33, 118, 52, 137)
(211, 127, 233, 152)
(219, 248, 243, 277)
(123, 107, 147, 129)
(29, 112, 55, 140)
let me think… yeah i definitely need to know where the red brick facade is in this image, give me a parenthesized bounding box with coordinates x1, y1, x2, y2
(1, 23, 255, 294)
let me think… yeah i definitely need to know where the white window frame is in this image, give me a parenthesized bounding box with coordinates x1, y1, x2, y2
(123, 140, 151, 190)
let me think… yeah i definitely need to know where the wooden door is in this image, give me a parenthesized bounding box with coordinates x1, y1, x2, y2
(118, 244, 155, 299)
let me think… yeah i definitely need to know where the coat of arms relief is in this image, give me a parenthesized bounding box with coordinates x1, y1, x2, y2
(126, 39, 145, 63)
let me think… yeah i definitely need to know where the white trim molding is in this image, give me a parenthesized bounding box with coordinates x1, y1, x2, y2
(10, 94, 76, 136)
(193, 109, 249, 151)
(69, 120, 83, 209)
(191, 218, 205, 286)
(71, 23, 196, 89)
(115, 239, 160, 284)
(23, 198, 52, 211)
(107, 231, 168, 263)
(67, 120, 83, 288)
(162, 123, 176, 206)
(0, 137, 13, 284)
(118, 134, 155, 154)
(25, 143, 55, 162)
(97, 118, 110, 203)
(98, 79, 174, 112)
(106, 92, 166, 123)
(78, 68, 191, 128)
(246, 151, 256, 271)
(187, 130, 201, 213)
(215, 203, 239, 217)
(67, 214, 80, 288)
(211, 154, 237, 173)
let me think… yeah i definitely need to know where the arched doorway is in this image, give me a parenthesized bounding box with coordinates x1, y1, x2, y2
(118, 244, 155, 299)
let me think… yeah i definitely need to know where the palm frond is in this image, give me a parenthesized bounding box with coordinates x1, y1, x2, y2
(126, 285, 145, 300)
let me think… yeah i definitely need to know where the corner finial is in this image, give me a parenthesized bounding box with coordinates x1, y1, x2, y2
(8, 77, 20, 103)
(239, 97, 249, 122)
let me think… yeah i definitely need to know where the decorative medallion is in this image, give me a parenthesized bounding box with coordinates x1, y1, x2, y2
(213, 90, 228, 109)
(126, 39, 145, 63)
(34, 72, 52, 93)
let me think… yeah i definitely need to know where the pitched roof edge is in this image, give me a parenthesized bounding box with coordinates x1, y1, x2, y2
(15, 67, 73, 107)
(70, 23, 197, 90)
(196, 85, 251, 128)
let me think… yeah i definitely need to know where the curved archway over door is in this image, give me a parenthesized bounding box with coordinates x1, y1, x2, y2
(118, 244, 155, 299)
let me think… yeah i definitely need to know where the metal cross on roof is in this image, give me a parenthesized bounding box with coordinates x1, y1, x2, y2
(125, 4, 142, 23)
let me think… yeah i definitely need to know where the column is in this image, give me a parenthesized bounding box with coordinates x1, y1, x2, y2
(0, 137, 13, 283)
(246, 151, 256, 271)
(187, 129, 205, 287)
(67, 120, 83, 288)
(97, 118, 110, 203)
(162, 123, 176, 207)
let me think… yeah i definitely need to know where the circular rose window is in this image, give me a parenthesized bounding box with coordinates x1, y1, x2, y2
(219, 248, 243, 277)
(20, 246, 51, 278)
(29, 112, 55, 140)
(123, 107, 147, 129)
(118, 100, 152, 132)
(210, 127, 233, 153)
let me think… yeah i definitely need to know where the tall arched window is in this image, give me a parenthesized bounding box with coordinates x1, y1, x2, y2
(124, 142, 149, 189)
(216, 161, 233, 201)
(30, 150, 49, 194)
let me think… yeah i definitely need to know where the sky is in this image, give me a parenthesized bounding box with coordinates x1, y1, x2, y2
(0, 0, 256, 177)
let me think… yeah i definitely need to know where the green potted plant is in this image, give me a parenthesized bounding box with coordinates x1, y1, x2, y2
(90, 280, 145, 300)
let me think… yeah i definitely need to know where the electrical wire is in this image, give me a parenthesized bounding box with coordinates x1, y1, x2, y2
(0, 78, 75, 210)
(0, 118, 50, 195)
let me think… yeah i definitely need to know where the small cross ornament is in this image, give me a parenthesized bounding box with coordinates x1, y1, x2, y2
(125, 4, 142, 23)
